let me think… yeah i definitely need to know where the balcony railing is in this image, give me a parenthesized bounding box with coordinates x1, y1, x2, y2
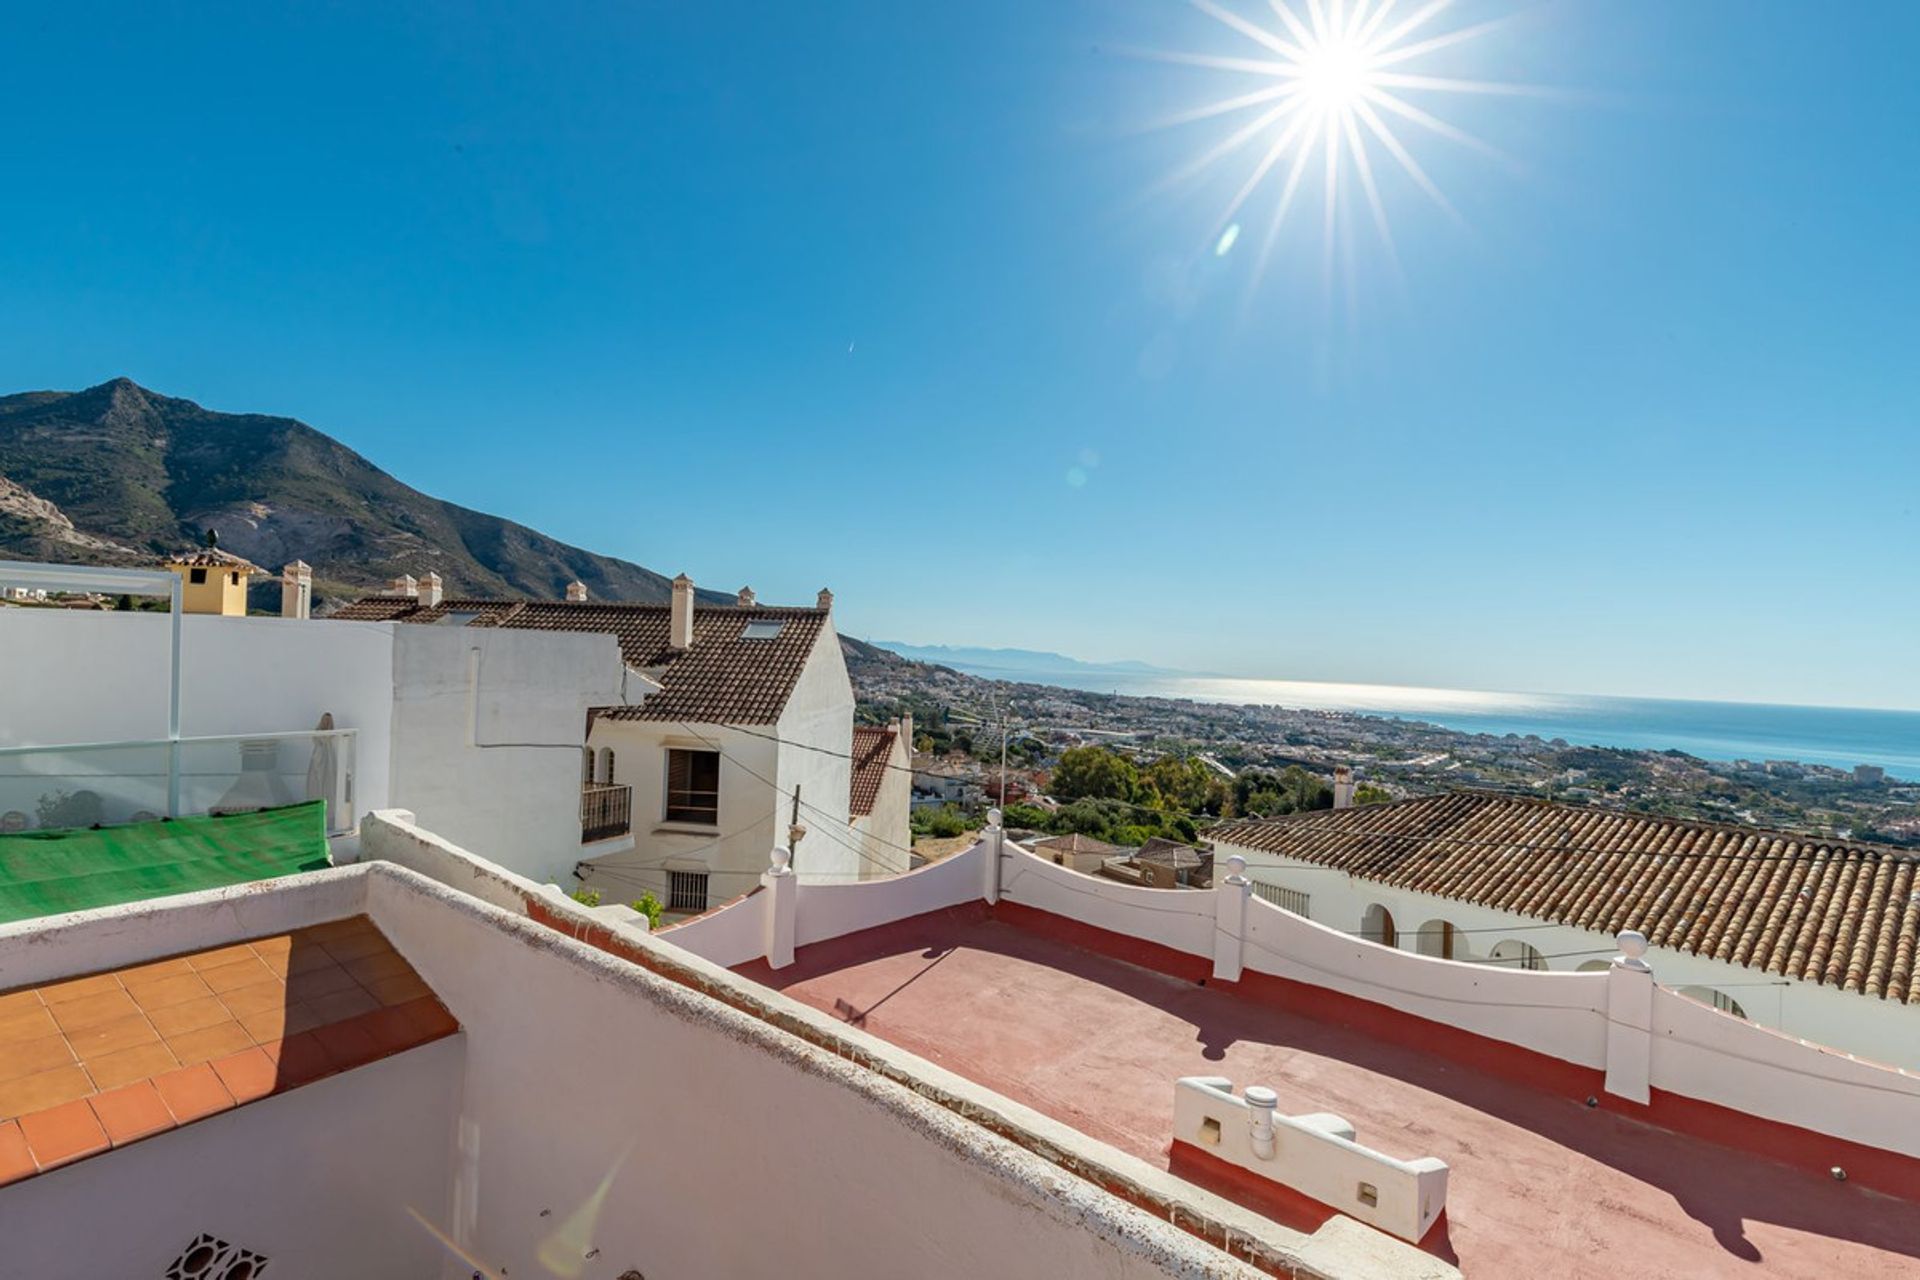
(0, 729, 359, 837)
(581, 782, 633, 843)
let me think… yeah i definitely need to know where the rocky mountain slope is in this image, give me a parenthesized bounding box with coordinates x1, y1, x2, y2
(0, 378, 724, 608)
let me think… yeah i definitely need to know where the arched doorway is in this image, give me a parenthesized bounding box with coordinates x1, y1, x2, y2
(1679, 986, 1747, 1019)
(1488, 939, 1548, 970)
(1577, 959, 1611, 973)
(1361, 903, 1398, 948)
(1416, 919, 1465, 960)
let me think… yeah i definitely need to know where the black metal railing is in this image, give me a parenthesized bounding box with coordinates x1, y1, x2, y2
(580, 782, 633, 842)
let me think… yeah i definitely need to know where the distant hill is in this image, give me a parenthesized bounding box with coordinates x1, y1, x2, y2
(0, 378, 730, 609)
(869, 641, 1177, 678)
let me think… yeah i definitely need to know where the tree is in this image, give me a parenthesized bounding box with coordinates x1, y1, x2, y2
(1354, 783, 1393, 806)
(1048, 746, 1139, 802)
(1230, 766, 1331, 818)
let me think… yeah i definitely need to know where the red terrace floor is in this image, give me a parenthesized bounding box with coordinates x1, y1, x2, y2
(735, 902, 1920, 1280)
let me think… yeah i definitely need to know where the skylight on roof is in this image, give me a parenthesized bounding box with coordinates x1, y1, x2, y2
(742, 619, 783, 640)
(435, 611, 480, 627)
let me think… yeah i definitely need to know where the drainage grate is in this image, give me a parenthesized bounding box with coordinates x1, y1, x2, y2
(165, 1233, 270, 1280)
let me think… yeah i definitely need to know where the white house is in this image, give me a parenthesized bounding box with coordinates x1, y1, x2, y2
(0, 565, 629, 886)
(1206, 789, 1920, 1070)
(336, 575, 912, 914)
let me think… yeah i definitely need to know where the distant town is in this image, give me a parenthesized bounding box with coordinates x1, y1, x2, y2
(845, 638, 1920, 850)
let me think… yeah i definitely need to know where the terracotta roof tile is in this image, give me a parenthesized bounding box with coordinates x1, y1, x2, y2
(849, 726, 896, 817)
(1207, 791, 1920, 1003)
(331, 596, 830, 725)
(0, 917, 459, 1182)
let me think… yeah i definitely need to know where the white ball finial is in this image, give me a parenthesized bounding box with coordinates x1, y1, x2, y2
(986, 807, 1003, 829)
(770, 846, 792, 874)
(1614, 929, 1650, 971)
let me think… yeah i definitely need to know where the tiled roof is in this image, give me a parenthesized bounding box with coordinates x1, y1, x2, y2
(330, 596, 832, 725)
(0, 916, 457, 1185)
(162, 547, 264, 574)
(849, 726, 896, 818)
(1135, 837, 1204, 870)
(1207, 791, 1920, 1003)
(1034, 834, 1120, 857)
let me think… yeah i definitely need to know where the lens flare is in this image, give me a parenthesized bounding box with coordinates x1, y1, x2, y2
(1136, 0, 1546, 303)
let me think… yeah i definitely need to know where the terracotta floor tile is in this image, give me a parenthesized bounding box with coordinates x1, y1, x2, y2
(64, 1013, 160, 1060)
(343, 950, 411, 985)
(83, 1040, 180, 1092)
(217, 979, 290, 1019)
(116, 955, 196, 984)
(185, 943, 259, 972)
(48, 989, 140, 1033)
(306, 915, 375, 941)
(271, 1032, 334, 1088)
(307, 988, 379, 1026)
(0, 1004, 60, 1045)
(164, 1020, 252, 1067)
(17, 1098, 108, 1170)
(0, 1119, 34, 1185)
(320, 932, 391, 963)
(0, 990, 44, 1017)
(36, 973, 123, 1005)
(286, 964, 360, 1001)
(147, 997, 231, 1038)
(198, 956, 278, 994)
(313, 1017, 381, 1070)
(281, 944, 339, 976)
(0, 1033, 77, 1084)
(150, 1063, 233, 1124)
(240, 1003, 321, 1045)
(124, 972, 215, 1012)
(396, 996, 460, 1041)
(247, 935, 294, 962)
(88, 1081, 173, 1146)
(0, 1065, 95, 1120)
(360, 1005, 420, 1054)
(210, 1047, 277, 1104)
(366, 972, 432, 1007)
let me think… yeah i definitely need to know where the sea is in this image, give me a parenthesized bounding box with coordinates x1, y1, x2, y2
(963, 666, 1920, 782)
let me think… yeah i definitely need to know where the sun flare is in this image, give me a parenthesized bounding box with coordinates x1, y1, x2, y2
(1139, 0, 1541, 301)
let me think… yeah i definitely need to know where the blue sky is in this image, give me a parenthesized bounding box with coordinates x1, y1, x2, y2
(2, 2, 1916, 709)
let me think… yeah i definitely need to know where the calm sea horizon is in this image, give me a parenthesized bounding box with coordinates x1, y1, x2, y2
(966, 666, 1920, 781)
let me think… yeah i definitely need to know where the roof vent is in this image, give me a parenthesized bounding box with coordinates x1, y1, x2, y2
(743, 619, 783, 640)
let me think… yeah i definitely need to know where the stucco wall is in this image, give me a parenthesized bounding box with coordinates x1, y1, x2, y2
(1222, 842, 1920, 1070)
(851, 727, 914, 878)
(0, 610, 397, 823)
(387, 626, 625, 885)
(0, 1037, 460, 1279)
(774, 624, 859, 880)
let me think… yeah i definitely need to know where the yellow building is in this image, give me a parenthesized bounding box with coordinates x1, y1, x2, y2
(162, 548, 263, 616)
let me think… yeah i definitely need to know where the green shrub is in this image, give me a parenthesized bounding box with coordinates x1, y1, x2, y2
(630, 891, 665, 930)
(570, 886, 602, 907)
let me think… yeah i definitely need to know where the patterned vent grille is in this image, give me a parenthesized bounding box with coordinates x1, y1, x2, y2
(165, 1233, 270, 1280)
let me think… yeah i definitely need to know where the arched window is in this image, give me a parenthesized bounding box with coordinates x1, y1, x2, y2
(582, 747, 595, 785)
(1576, 959, 1611, 973)
(597, 747, 616, 785)
(1417, 919, 1464, 960)
(1679, 986, 1747, 1020)
(1362, 903, 1398, 948)
(1489, 939, 1547, 970)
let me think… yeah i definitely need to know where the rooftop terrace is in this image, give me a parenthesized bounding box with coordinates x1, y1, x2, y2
(740, 900, 1920, 1277)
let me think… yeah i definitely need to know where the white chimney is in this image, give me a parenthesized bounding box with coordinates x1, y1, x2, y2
(816, 587, 834, 613)
(669, 573, 695, 649)
(388, 573, 418, 599)
(737, 586, 756, 607)
(566, 580, 589, 603)
(1333, 765, 1356, 810)
(280, 561, 312, 620)
(421, 571, 443, 608)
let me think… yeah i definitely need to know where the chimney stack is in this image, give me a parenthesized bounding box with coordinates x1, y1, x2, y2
(737, 586, 756, 607)
(421, 571, 443, 608)
(280, 561, 312, 620)
(669, 573, 695, 649)
(388, 574, 418, 599)
(816, 587, 834, 613)
(566, 580, 589, 603)
(1333, 765, 1356, 810)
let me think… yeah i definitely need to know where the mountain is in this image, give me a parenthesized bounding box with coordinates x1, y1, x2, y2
(868, 641, 1179, 678)
(0, 378, 729, 608)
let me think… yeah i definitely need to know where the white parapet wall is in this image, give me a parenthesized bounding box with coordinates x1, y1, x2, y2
(1173, 1076, 1449, 1245)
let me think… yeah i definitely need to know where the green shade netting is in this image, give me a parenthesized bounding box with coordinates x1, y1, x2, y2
(0, 801, 331, 925)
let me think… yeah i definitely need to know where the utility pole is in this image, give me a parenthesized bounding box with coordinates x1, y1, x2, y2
(787, 785, 806, 872)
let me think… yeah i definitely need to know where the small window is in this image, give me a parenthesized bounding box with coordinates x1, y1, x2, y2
(665, 748, 720, 824)
(582, 747, 595, 785)
(741, 619, 783, 640)
(229, 571, 240, 585)
(597, 747, 616, 785)
(667, 870, 710, 913)
(189, 568, 208, 585)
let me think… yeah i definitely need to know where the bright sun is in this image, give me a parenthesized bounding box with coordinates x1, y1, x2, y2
(1141, 0, 1540, 298)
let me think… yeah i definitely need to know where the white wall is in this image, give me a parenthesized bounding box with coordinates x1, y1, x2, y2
(851, 726, 914, 879)
(0, 610, 397, 825)
(388, 626, 625, 885)
(1222, 841, 1920, 1071)
(1, 1037, 460, 1279)
(775, 625, 858, 880)
(999, 842, 1218, 960)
